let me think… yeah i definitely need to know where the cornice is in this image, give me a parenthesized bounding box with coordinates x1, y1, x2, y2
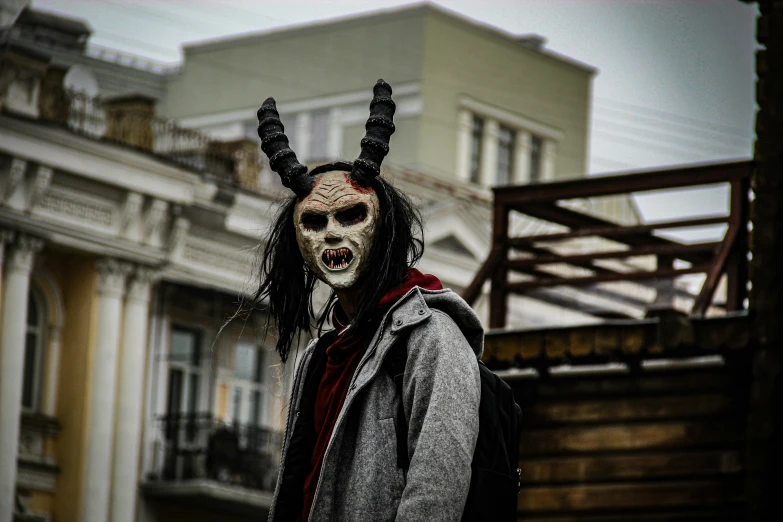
(0, 115, 199, 203)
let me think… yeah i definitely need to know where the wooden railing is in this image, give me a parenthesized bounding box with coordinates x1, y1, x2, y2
(462, 160, 752, 328)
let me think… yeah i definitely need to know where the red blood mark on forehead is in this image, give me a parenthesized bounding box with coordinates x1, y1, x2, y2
(344, 172, 375, 195)
(297, 171, 375, 214)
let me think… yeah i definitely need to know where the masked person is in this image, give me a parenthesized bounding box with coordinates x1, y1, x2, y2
(255, 80, 483, 522)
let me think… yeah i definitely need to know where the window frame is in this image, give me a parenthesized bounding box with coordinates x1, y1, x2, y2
(496, 124, 516, 186)
(22, 287, 47, 412)
(469, 115, 484, 184)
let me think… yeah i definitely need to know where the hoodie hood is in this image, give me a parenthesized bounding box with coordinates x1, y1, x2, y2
(387, 286, 484, 360)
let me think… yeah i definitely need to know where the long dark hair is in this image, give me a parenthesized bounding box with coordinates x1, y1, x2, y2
(252, 161, 424, 363)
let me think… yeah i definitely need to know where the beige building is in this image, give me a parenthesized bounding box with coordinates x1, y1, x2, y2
(163, 4, 594, 189)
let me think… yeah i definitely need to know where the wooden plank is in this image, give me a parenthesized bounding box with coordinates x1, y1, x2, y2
(506, 242, 720, 270)
(507, 216, 729, 247)
(518, 480, 742, 512)
(521, 422, 743, 456)
(517, 204, 714, 266)
(506, 264, 710, 292)
(528, 371, 739, 400)
(692, 222, 739, 315)
(461, 244, 503, 306)
(493, 160, 751, 204)
(519, 451, 742, 484)
(525, 394, 737, 426)
(519, 507, 743, 522)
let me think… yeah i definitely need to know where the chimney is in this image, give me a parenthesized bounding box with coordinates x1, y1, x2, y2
(0, 43, 50, 118)
(38, 64, 68, 124)
(207, 139, 261, 192)
(103, 94, 156, 151)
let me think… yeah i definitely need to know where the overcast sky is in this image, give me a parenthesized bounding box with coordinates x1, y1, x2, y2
(30, 0, 759, 225)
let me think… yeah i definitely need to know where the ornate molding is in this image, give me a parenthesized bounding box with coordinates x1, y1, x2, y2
(183, 237, 247, 274)
(169, 216, 190, 253)
(144, 199, 169, 243)
(28, 165, 53, 210)
(96, 258, 132, 298)
(6, 234, 44, 274)
(1, 157, 26, 203)
(122, 192, 144, 233)
(38, 188, 114, 227)
(127, 266, 156, 304)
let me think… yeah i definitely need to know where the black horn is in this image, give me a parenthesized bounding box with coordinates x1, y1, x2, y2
(257, 98, 313, 198)
(352, 79, 396, 185)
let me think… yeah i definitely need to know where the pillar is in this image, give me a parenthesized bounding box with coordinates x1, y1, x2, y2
(0, 234, 44, 522)
(514, 131, 532, 185)
(455, 109, 472, 183)
(42, 325, 62, 417)
(81, 258, 130, 522)
(0, 231, 15, 314)
(480, 119, 499, 187)
(541, 139, 557, 182)
(110, 267, 154, 522)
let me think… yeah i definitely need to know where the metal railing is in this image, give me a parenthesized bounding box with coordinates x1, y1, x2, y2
(462, 160, 752, 328)
(151, 413, 282, 492)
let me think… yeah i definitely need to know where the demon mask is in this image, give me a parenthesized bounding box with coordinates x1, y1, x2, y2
(293, 171, 379, 289)
(257, 79, 396, 291)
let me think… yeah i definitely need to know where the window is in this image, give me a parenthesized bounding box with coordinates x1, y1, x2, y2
(309, 109, 330, 160)
(22, 290, 46, 410)
(469, 116, 483, 184)
(166, 327, 202, 421)
(496, 125, 515, 186)
(529, 135, 543, 184)
(229, 343, 269, 427)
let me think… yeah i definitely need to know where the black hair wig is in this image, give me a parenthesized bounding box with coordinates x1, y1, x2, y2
(252, 161, 424, 363)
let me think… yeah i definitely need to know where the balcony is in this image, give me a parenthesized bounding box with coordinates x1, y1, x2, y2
(40, 89, 263, 192)
(464, 160, 752, 329)
(142, 414, 282, 515)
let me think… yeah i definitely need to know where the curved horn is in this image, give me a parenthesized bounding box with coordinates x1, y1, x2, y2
(257, 98, 313, 198)
(352, 79, 396, 184)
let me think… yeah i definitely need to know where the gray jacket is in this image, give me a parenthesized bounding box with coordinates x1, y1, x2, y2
(269, 287, 483, 522)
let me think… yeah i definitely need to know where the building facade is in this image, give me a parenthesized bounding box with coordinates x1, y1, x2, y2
(162, 4, 594, 189)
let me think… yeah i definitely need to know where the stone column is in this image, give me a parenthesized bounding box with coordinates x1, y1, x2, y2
(0, 231, 15, 313)
(455, 109, 472, 183)
(0, 235, 44, 522)
(480, 119, 499, 187)
(541, 139, 557, 182)
(110, 267, 154, 522)
(513, 131, 532, 185)
(81, 258, 130, 522)
(42, 325, 62, 417)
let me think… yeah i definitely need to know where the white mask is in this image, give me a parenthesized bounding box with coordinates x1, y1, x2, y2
(294, 171, 379, 290)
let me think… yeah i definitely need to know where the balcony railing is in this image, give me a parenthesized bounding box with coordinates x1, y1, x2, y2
(463, 160, 752, 328)
(53, 90, 262, 190)
(149, 413, 282, 493)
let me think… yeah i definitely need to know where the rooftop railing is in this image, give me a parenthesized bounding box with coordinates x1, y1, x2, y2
(463, 160, 752, 328)
(58, 90, 261, 190)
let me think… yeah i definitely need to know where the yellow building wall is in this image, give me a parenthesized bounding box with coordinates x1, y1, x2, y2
(51, 253, 98, 522)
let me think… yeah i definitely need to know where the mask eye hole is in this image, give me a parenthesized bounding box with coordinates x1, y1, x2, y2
(301, 213, 327, 232)
(336, 204, 367, 227)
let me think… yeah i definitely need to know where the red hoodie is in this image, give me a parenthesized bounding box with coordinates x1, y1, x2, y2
(296, 268, 443, 522)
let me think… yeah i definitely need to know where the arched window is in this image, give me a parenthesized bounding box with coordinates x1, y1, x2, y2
(22, 288, 46, 410)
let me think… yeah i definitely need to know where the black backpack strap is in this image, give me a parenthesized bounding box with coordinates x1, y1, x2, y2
(382, 335, 410, 471)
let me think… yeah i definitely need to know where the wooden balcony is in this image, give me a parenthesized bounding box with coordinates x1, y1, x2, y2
(463, 160, 755, 521)
(463, 160, 752, 328)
